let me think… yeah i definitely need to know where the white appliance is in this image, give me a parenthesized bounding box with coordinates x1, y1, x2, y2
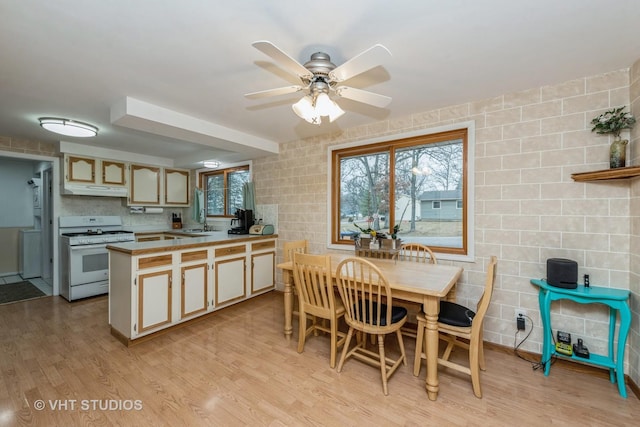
(62, 183, 128, 198)
(59, 216, 135, 301)
(19, 229, 42, 279)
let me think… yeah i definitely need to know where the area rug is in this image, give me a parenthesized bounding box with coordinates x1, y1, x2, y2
(0, 281, 46, 305)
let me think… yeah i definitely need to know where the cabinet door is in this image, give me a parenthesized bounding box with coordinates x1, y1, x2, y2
(215, 257, 246, 305)
(165, 168, 189, 205)
(251, 251, 275, 294)
(130, 164, 160, 205)
(67, 155, 96, 183)
(137, 269, 172, 333)
(181, 262, 208, 318)
(102, 160, 126, 186)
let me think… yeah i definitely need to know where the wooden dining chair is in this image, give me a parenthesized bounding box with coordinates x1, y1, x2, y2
(394, 243, 438, 339)
(395, 242, 438, 265)
(335, 257, 407, 395)
(292, 252, 346, 368)
(413, 256, 498, 398)
(283, 240, 309, 317)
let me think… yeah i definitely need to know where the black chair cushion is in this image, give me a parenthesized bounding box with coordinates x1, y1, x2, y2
(438, 301, 475, 327)
(355, 301, 407, 326)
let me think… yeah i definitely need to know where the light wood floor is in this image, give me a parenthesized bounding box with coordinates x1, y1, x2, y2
(0, 292, 638, 426)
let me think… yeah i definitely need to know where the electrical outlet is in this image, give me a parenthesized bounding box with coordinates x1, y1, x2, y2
(515, 309, 527, 331)
(515, 308, 527, 319)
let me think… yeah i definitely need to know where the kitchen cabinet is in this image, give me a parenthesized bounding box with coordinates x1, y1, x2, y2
(129, 164, 160, 205)
(108, 234, 277, 346)
(180, 250, 208, 319)
(102, 160, 127, 185)
(135, 232, 189, 242)
(65, 155, 126, 186)
(137, 268, 173, 333)
(164, 168, 190, 205)
(129, 164, 190, 206)
(214, 244, 246, 306)
(67, 155, 95, 183)
(250, 240, 275, 295)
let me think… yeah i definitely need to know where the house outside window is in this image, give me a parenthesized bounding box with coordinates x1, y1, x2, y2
(329, 123, 475, 259)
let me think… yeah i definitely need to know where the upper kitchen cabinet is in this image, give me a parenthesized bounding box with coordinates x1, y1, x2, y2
(102, 160, 127, 186)
(63, 154, 129, 197)
(164, 168, 190, 205)
(65, 155, 126, 187)
(66, 155, 95, 183)
(129, 164, 190, 207)
(129, 164, 161, 205)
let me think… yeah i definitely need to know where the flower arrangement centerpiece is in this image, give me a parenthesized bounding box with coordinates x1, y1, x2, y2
(590, 106, 636, 168)
(353, 223, 389, 250)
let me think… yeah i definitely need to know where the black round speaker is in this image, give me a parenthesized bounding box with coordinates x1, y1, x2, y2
(546, 258, 578, 289)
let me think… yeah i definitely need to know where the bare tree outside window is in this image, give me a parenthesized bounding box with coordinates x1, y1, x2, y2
(202, 166, 250, 217)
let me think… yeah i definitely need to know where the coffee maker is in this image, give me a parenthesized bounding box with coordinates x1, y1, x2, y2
(228, 209, 253, 235)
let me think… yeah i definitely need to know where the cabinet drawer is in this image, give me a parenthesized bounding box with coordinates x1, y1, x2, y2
(138, 254, 173, 270)
(252, 240, 275, 251)
(215, 245, 246, 257)
(137, 235, 162, 242)
(181, 250, 208, 263)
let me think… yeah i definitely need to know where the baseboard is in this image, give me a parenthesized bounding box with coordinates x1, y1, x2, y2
(485, 341, 639, 400)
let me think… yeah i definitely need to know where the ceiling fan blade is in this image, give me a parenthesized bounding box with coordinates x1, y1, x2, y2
(336, 86, 392, 108)
(329, 44, 391, 82)
(245, 85, 304, 99)
(252, 41, 313, 80)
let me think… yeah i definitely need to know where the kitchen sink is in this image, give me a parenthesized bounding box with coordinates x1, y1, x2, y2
(181, 228, 205, 232)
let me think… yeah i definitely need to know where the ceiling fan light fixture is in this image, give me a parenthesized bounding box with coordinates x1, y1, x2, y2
(293, 96, 320, 124)
(39, 117, 98, 137)
(314, 92, 334, 116)
(292, 91, 344, 125)
(328, 102, 345, 123)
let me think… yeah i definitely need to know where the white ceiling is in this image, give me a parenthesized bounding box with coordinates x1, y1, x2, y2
(2, 1, 640, 168)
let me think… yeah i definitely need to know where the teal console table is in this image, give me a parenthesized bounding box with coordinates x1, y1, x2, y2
(530, 279, 631, 398)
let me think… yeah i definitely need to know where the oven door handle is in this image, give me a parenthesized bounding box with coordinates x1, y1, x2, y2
(69, 243, 108, 251)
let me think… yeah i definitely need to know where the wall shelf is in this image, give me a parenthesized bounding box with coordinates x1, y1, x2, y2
(571, 166, 640, 182)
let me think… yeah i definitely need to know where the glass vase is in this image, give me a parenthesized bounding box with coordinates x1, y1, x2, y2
(610, 138, 628, 169)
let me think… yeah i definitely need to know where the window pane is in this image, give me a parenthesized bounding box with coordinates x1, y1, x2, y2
(206, 174, 224, 215)
(227, 169, 250, 215)
(339, 152, 390, 238)
(394, 139, 463, 249)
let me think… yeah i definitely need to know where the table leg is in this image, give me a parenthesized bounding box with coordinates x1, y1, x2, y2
(616, 303, 631, 398)
(539, 290, 552, 375)
(608, 307, 616, 383)
(283, 270, 293, 340)
(423, 296, 440, 401)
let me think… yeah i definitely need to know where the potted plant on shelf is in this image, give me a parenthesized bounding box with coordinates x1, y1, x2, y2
(590, 106, 636, 169)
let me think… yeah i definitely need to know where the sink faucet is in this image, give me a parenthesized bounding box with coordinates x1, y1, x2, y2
(203, 220, 210, 232)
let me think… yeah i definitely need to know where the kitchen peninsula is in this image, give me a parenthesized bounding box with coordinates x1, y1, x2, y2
(107, 231, 277, 346)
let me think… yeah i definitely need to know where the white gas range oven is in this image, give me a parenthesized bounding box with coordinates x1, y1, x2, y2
(59, 216, 135, 301)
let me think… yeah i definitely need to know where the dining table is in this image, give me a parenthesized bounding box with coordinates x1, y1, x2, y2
(277, 252, 463, 401)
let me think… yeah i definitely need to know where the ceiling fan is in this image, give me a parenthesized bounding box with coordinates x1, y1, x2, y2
(245, 41, 392, 125)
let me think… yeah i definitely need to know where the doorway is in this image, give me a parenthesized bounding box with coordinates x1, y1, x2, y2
(0, 153, 58, 302)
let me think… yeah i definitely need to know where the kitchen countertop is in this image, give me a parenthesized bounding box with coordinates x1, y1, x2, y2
(107, 231, 277, 256)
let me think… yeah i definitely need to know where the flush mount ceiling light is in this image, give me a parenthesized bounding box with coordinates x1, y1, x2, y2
(203, 160, 220, 169)
(39, 117, 98, 137)
(245, 41, 392, 125)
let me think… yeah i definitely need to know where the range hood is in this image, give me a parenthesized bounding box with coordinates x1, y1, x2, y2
(62, 183, 128, 198)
